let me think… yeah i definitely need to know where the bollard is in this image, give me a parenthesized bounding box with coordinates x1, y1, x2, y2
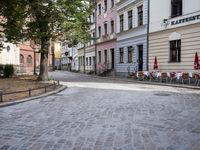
(57, 80, 60, 85)
(0, 90, 3, 102)
(29, 88, 31, 97)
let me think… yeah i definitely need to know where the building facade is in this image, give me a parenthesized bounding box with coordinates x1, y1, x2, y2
(0, 42, 20, 72)
(149, 0, 200, 73)
(77, 43, 85, 72)
(61, 41, 79, 71)
(84, 10, 96, 73)
(115, 0, 148, 76)
(96, 0, 117, 74)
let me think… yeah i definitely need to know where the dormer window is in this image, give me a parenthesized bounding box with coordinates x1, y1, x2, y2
(171, 0, 182, 18)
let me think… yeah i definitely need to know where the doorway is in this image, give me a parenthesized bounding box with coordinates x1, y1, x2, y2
(110, 48, 115, 69)
(138, 45, 143, 71)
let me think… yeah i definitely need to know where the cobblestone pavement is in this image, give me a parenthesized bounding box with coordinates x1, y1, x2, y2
(0, 71, 200, 150)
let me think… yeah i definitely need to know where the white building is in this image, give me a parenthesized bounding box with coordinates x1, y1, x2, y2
(0, 41, 20, 72)
(115, 0, 148, 76)
(149, 0, 200, 73)
(60, 41, 78, 71)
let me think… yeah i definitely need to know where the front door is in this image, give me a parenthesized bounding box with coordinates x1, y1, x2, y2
(138, 45, 143, 71)
(110, 48, 115, 69)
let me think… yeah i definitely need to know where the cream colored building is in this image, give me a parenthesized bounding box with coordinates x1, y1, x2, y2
(149, 0, 200, 73)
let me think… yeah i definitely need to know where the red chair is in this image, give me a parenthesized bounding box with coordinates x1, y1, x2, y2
(194, 74, 200, 86)
(169, 72, 176, 83)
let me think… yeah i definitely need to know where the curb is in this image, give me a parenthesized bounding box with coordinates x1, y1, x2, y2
(0, 85, 67, 108)
(72, 72, 200, 90)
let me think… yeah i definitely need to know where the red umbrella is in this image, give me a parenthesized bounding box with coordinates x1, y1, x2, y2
(153, 56, 158, 70)
(194, 52, 200, 70)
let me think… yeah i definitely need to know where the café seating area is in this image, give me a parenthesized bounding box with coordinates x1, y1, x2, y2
(129, 71, 200, 86)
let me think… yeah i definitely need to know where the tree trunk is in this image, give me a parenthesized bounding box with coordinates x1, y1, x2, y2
(38, 38, 50, 81)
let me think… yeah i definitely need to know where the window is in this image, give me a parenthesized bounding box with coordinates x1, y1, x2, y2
(98, 4, 101, 15)
(98, 51, 101, 63)
(119, 48, 124, 63)
(111, 0, 114, 8)
(27, 55, 32, 64)
(20, 54, 24, 64)
(128, 10, 133, 29)
(86, 57, 88, 66)
(138, 5, 143, 26)
(128, 46, 133, 63)
(92, 12, 95, 23)
(104, 23, 107, 35)
(104, 0, 107, 12)
(170, 40, 181, 62)
(120, 14, 124, 32)
(98, 26, 101, 37)
(104, 50, 107, 63)
(83, 56, 85, 66)
(111, 20, 114, 33)
(89, 57, 92, 66)
(171, 0, 182, 18)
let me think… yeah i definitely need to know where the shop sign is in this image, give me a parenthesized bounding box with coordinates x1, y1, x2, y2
(171, 14, 200, 25)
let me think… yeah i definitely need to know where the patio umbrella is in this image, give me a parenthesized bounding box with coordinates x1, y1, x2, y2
(153, 56, 158, 70)
(194, 52, 200, 70)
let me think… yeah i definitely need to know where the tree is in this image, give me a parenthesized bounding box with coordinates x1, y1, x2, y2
(0, 0, 92, 80)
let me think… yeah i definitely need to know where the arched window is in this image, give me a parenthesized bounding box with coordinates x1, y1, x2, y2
(27, 55, 32, 64)
(20, 54, 24, 64)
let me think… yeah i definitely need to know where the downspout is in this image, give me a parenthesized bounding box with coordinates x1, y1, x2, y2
(146, 0, 150, 71)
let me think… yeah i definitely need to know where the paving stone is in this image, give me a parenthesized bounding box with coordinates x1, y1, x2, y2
(0, 71, 199, 150)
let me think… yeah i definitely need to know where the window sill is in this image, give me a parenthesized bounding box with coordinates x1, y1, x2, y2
(168, 61, 181, 63)
(119, 62, 124, 64)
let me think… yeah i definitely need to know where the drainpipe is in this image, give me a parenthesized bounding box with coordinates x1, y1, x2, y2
(146, 0, 150, 71)
(94, 0, 97, 74)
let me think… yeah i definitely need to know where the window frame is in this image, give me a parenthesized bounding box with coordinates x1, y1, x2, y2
(127, 46, 133, 63)
(111, 20, 114, 34)
(128, 10, 133, 29)
(98, 51, 101, 64)
(104, 0, 107, 12)
(104, 23, 107, 35)
(169, 40, 181, 62)
(171, 0, 182, 18)
(119, 48, 124, 63)
(98, 4, 101, 15)
(104, 49, 107, 63)
(120, 14, 124, 32)
(138, 5, 143, 26)
(27, 55, 33, 64)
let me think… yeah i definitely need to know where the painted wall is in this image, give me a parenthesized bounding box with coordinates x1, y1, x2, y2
(115, 0, 148, 75)
(0, 42, 20, 67)
(150, 0, 200, 33)
(149, 0, 200, 73)
(96, 0, 117, 73)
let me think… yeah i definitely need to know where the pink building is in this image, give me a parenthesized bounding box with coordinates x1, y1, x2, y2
(96, 0, 117, 74)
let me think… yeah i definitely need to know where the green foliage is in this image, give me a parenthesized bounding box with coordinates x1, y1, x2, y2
(1, 0, 92, 80)
(3, 64, 14, 78)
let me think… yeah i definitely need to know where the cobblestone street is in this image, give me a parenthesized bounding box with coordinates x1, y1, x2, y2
(0, 71, 200, 150)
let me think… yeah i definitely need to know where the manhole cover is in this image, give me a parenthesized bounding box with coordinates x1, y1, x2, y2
(154, 93, 171, 96)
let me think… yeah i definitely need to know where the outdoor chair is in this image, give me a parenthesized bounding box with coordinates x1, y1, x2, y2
(194, 74, 200, 86)
(160, 72, 168, 83)
(169, 72, 177, 83)
(181, 73, 190, 84)
(130, 72, 137, 80)
(137, 71, 145, 81)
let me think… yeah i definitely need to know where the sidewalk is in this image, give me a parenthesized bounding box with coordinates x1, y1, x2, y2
(76, 72, 200, 90)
